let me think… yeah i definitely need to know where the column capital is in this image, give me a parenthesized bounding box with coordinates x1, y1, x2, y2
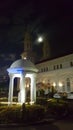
(9, 73, 14, 79)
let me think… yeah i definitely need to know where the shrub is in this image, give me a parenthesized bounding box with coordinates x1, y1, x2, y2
(36, 97, 48, 106)
(0, 105, 21, 123)
(21, 104, 45, 123)
(0, 104, 45, 124)
(46, 100, 68, 119)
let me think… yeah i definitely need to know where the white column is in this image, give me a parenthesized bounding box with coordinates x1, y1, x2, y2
(30, 74, 36, 104)
(19, 75, 26, 104)
(17, 78, 20, 103)
(8, 74, 14, 105)
(33, 74, 36, 102)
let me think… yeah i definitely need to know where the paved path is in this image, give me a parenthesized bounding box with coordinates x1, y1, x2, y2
(0, 124, 59, 130)
(0, 118, 73, 130)
(54, 118, 73, 130)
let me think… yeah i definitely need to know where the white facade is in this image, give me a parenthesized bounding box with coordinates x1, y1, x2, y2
(36, 54, 73, 93)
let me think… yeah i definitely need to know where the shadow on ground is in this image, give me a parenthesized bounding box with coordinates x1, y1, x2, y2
(28, 124, 59, 130)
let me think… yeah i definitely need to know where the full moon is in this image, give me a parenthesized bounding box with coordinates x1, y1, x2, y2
(37, 36, 43, 43)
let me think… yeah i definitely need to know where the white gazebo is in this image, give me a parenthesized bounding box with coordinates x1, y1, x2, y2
(7, 59, 38, 105)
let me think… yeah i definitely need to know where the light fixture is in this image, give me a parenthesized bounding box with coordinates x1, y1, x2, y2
(53, 82, 56, 87)
(59, 82, 63, 87)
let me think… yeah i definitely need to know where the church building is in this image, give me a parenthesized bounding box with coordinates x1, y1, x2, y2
(36, 53, 73, 93)
(21, 30, 73, 94)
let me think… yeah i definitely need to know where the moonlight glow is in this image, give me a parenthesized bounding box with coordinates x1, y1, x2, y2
(37, 36, 43, 43)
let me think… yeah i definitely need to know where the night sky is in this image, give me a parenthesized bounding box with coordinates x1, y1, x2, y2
(0, 0, 73, 65)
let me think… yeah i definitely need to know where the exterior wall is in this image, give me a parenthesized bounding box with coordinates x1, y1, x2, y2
(36, 54, 73, 92)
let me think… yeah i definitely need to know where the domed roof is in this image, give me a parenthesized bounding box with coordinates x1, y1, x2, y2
(7, 59, 38, 73)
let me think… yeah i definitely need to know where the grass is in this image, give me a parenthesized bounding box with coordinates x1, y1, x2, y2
(0, 96, 72, 123)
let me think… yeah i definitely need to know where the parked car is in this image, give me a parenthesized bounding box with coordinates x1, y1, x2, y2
(53, 92, 67, 99)
(67, 93, 73, 99)
(53, 93, 61, 98)
(53, 92, 73, 99)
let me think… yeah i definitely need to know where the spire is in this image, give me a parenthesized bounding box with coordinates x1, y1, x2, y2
(24, 30, 32, 52)
(21, 29, 35, 63)
(42, 38, 51, 60)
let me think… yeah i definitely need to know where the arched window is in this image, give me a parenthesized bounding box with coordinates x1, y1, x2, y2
(62, 85, 65, 92)
(66, 78, 71, 92)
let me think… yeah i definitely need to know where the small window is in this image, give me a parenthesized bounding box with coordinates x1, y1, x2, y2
(57, 65, 59, 69)
(54, 66, 55, 70)
(44, 68, 45, 72)
(41, 68, 43, 72)
(70, 62, 73, 66)
(46, 67, 48, 71)
(60, 64, 62, 68)
(38, 69, 40, 73)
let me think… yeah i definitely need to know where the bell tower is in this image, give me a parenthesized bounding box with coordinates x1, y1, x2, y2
(42, 38, 50, 60)
(21, 30, 35, 63)
(24, 31, 32, 52)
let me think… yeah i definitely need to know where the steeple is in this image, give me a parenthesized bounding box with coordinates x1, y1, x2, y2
(21, 29, 35, 63)
(42, 38, 50, 60)
(24, 31, 32, 52)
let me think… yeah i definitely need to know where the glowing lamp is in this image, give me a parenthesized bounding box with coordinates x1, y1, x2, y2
(53, 82, 56, 87)
(59, 82, 63, 87)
